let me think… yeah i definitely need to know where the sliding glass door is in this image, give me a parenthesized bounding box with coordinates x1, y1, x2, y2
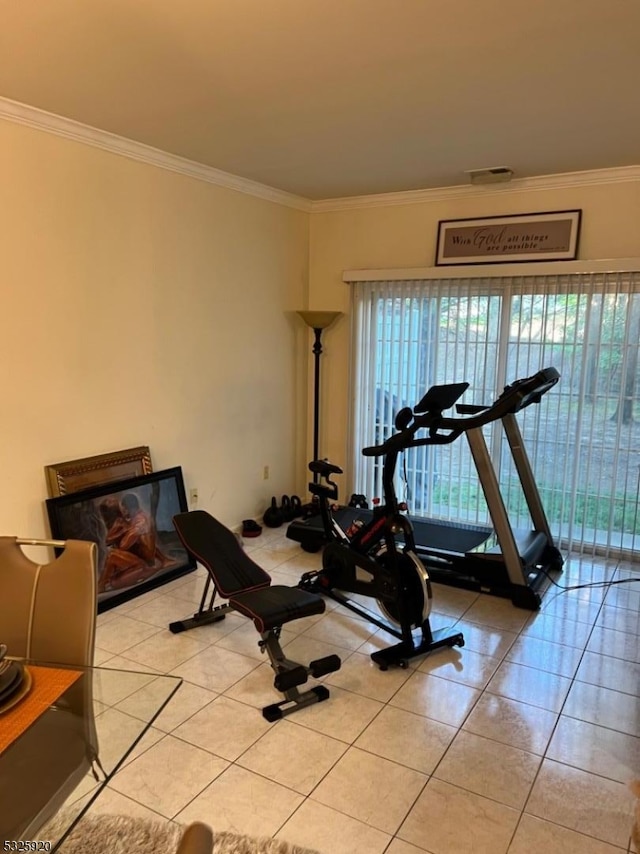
(351, 271, 640, 557)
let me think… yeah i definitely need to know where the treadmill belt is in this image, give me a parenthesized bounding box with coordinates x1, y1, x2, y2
(410, 519, 490, 552)
(333, 508, 490, 554)
(333, 507, 362, 526)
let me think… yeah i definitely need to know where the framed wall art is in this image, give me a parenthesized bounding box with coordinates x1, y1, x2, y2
(46, 466, 196, 611)
(435, 210, 582, 266)
(45, 446, 153, 498)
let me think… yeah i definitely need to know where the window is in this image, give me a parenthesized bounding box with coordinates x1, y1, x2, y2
(351, 270, 640, 558)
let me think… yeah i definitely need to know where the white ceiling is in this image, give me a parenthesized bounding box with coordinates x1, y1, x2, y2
(1, 0, 639, 201)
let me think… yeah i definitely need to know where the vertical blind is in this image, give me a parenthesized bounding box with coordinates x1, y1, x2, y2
(351, 271, 640, 558)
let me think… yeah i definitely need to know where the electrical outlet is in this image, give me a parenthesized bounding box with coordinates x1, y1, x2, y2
(189, 488, 198, 507)
(263, 465, 269, 480)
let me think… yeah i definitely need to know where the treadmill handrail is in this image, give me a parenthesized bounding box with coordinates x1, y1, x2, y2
(362, 367, 559, 458)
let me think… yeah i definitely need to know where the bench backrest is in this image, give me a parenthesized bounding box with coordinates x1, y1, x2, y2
(173, 510, 271, 598)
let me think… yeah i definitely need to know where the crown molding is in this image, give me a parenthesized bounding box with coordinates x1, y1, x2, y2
(2, 96, 638, 215)
(311, 165, 640, 212)
(0, 96, 312, 212)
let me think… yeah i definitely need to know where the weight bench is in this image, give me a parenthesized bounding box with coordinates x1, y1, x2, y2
(170, 510, 341, 721)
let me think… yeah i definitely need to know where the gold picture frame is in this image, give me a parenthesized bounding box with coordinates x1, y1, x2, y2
(45, 446, 153, 498)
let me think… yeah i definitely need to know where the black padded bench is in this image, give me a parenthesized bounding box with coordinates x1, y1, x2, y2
(170, 510, 341, 721)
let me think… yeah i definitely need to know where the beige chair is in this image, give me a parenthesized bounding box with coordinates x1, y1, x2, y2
(0, 537, 97, 665)
(0, 536, 99, 840)
(176, 822, 214, 854)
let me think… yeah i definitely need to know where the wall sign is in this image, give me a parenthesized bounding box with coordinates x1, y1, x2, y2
(435, 210, 582, 266)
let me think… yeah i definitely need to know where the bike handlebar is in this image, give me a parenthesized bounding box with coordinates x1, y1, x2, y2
(361, 367, 559, 458)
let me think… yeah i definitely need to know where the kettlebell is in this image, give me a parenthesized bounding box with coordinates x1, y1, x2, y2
(348, 493, 369, 509)
(280, 495, 294, 522)
(263, 496, 284, 528)
(301, 496, 320, 518)
(290, 495, 303, 518)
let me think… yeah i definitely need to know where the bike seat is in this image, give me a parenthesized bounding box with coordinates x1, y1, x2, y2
(309, 460, 343, 477)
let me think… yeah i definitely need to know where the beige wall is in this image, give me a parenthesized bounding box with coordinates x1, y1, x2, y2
(3, 119, 639, 537)
(0, 120, 309, 536)
(308, 180, 640, 488)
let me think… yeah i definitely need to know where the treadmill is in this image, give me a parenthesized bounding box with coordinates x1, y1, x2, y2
(287, 367, 563, 610)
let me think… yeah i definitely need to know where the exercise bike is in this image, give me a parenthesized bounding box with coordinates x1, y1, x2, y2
(298, 383, 468, 670)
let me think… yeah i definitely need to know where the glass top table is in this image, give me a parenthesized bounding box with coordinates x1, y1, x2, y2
(0, 659, 181, 850)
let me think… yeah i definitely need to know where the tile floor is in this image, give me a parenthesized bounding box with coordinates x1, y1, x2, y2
(85, 526, 640, 853)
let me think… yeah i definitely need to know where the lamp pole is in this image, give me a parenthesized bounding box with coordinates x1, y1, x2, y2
(297, 311, 342, 481)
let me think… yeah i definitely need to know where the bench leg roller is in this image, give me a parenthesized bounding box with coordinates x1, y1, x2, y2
(260, 629, 339, 721)
(309, 654, 341, 678)
(274, 666, 308, 692)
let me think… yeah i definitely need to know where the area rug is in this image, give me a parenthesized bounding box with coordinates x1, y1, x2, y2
(43, 813, 320, 854)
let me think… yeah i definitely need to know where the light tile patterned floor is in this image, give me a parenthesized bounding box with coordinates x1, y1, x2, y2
(87, 526, 640, 853)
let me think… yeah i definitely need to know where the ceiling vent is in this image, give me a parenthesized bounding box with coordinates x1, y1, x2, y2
(465, 167, 514, 185)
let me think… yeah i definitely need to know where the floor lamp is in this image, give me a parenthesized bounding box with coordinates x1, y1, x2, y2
(297, 310, 342, 481)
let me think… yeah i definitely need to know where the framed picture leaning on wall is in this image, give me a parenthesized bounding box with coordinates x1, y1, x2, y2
(46, 466, 196, 611)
